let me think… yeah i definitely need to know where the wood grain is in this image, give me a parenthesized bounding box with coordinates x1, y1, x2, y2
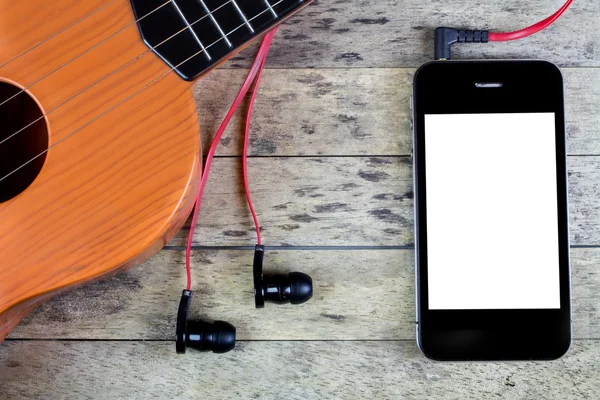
(6, 248, 599, 340)
(195, 68, 600, 157)
(1, 340, 599, 399)
(154, 157, 600, 247)
(226, 0, 600, 68)
(177, 156, 414, 246)
(196, 68, 413, 156)
(0, 1, 115, 65)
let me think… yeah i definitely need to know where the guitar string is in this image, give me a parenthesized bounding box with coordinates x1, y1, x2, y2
(0, 0, 173, 111)
(0, 0, 235, 117)
(0, 0, 237, 147)
(0, 0, 288, 184)
(0, 0, 120, 69)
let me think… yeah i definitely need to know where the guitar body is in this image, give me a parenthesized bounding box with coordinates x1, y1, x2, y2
(0, 0, 200, 342)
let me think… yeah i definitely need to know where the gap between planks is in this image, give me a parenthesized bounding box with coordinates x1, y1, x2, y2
(165, 245, 600, 250)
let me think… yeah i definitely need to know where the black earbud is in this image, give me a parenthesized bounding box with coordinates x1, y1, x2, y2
(176, 290, 236, 354)
(253, 245, 313, 308)
(175, 245, 314, 354)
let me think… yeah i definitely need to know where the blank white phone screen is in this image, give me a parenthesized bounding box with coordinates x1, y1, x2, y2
(425, 113, 561, 310)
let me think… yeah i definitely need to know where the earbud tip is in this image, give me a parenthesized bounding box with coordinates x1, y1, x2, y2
(211, 321, 236, 353)
(289, 272, 313, 304)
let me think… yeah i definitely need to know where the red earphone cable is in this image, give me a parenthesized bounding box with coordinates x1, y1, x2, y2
(242, 42, 272, 246)
(185, 30, 276, 290)
(489, 0, 573, 41)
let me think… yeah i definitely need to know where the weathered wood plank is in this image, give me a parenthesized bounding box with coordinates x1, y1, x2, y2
(178, 156, 414, 247)
(10, 250, 414, 340)
(8, 248, 600, 340)
(1, 340, 598, 399)
(567, 157, 600, 246)
(195, 68, 600, 156)
(225, 0, 600, 68)
(564, 69, 600, 155)
(195, 68, 413, 156)
(156, 157, 600, 246)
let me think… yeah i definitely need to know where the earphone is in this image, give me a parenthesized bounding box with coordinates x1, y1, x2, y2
(253, 245, 313, 308)
(176, 290, 236, 354)
(175, 248, 314, 354)
(174, 29, 314, 355)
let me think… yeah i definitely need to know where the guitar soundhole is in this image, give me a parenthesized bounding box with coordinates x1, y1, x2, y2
(0, 81, 48, 203)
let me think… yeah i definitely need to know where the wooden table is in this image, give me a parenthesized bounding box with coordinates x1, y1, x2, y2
(1, 1, 599, 398)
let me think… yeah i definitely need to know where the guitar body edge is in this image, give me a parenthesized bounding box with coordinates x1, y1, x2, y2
(0, 233, 185, 342)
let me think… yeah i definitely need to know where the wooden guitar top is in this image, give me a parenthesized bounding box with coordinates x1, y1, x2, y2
(0, 0, 200, 342)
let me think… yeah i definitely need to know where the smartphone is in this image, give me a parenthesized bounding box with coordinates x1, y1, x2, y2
(412, 60, 571, 361)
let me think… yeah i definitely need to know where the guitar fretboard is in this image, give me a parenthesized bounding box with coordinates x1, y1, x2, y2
(130, 0, 306, 81)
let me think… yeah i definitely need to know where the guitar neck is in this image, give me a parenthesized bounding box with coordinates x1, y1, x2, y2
(130, 0, 311, 81)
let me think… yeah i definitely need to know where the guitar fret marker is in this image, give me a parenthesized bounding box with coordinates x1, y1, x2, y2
(198, 0, 233, 48)
(231, 0, 255, 33)
(171, 0, 212, 60)
(263, 0, 279, 18)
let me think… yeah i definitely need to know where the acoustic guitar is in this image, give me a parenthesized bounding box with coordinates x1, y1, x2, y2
(0, 0, 311, 343)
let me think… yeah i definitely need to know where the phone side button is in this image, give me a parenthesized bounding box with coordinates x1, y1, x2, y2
(415, 321, 419, 342)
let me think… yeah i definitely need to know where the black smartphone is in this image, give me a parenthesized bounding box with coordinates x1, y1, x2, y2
(412, 60, 571, 361)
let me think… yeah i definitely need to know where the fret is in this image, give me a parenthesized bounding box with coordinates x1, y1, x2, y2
(131, 0, 213, 80)
(234, 0, 274, 34)
(198, 0, 233, 48)
(171, 0, 212, 60)
(195, 0, 257, 51)
(171, 0, 233, 59)
(231, 0, 255, 33)
(262, 0, 278, 18)
(131, 0, 310, 81)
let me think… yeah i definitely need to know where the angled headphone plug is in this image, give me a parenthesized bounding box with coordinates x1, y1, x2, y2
(434, 27, 489, 60)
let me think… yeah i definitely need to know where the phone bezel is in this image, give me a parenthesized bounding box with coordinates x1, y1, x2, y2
(413, 60, 571, 361)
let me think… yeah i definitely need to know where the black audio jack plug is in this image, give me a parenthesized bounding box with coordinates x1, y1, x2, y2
(434, 27, 489, 60)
